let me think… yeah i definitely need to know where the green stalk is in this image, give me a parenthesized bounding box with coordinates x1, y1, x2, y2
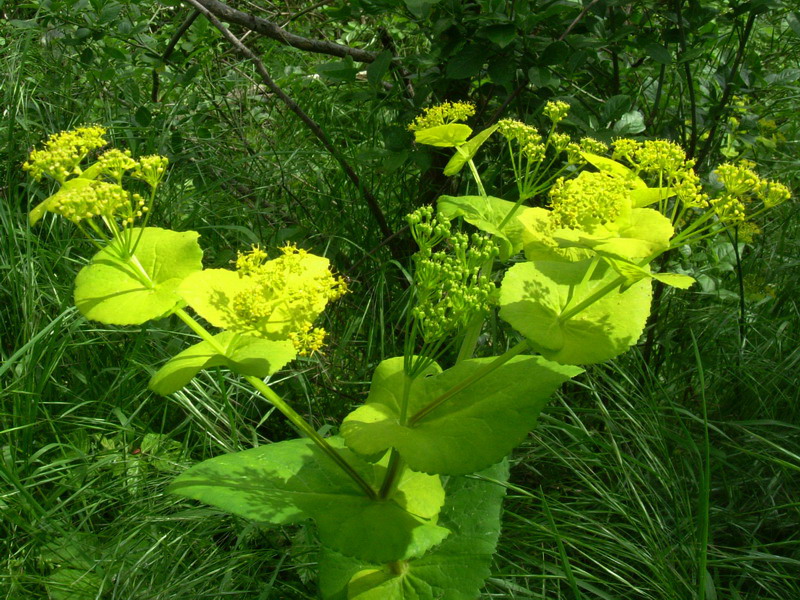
(467, 158, 486, 197)
(557, 273, 626, 323)
(409, 340, 528, 425)
(244, 373, 378, 500)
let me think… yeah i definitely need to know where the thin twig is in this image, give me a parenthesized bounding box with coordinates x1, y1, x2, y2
(182, 0, 399, 259)
(152, 9, 201, 103)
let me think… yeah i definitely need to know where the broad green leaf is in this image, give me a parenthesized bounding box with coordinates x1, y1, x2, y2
(74, 227, 203, 325)
(443, 124, 498, 176)
(581, 152, 647, 188)
(550, 207, 674, 261)
(318, 461, 510, 600)
(179, 252, 336, 340)
(169, 437, 448, 563)
(518, 206, 592, 262)
(630, 186, 674, 208)
(413, 124, 472, 148)
(499, 258, 652, 364)
(341, 356, 580, 475)
(603, 257, 695, 289)
(437, 194, 526, 260)
(149, 331, 296, 395)
(179, 269, 250, 329)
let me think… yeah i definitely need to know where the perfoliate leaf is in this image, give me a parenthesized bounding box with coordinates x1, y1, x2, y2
(318, 461, 510, 600)
(341, 356, 581, 475)
(437, 194, 526, 260)
(179, 269, 250, 329)
(168, 437, 448, 563)
(603, 257, 695, 290)
(413, 124, 473, 148)
(630, 186, 674, 208)
(550, 207, 674, 262)
(581, 152, 647, 188)
(149, 331, 296, 395)
(74, 227, 203, 325)
(499, 258, 652, 364)
(442, 124, 498, 176)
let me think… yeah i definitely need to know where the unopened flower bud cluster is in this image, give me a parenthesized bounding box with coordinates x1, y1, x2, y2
(23, 126, 107, 183)
(408, 208, 499, 342)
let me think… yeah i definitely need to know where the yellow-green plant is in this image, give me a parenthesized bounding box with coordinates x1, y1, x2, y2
(25, 108, 789, 599)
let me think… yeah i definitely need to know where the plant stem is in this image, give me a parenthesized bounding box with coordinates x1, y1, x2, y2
(409, 340, 528, 425)
(378, 449, 404, 500)
(467, 158, 486, 197)
(244, 374, 378, 500)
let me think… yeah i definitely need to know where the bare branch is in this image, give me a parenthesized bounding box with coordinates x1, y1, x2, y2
(182, 0, 400, 259)
(153, 9, 201, 102)
(186, 0, 378, 63)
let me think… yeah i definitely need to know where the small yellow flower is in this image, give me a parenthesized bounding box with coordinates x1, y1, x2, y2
(407, 102, 475, 131)
(23, 126, 107, 183)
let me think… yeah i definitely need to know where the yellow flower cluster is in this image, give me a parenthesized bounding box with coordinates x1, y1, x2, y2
(133, 155, 170, 189)
(634, 140, 687, 176)
(407, 101, 475, 131)
(711, 162, 792, 223)
(497, 119, 546, 162)
(549, 171, 628, 230)
(23, 126, 108, 183)
(96, 149, 138, 181)
(543, 100, 570, 124)
(231, 245, 348, 355)
(48, 181, 132, 224)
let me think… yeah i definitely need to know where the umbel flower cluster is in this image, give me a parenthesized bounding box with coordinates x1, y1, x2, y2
(230, 244, 348, 355)
(407, 206, 498, 343)
(25, 127, 348, 359)
(24, 125, 167, 227)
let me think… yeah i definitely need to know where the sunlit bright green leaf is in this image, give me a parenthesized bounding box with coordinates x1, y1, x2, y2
(437, 194, 527, 260)
(413, 124, 472, 147)
(74, 227, 203, 325)
(341, 356, 580, 475)
(149, 331, 296, 395)
(443, 125, 498, 176)
(499, 258, 652, 364)
(169, 437, 448, 563)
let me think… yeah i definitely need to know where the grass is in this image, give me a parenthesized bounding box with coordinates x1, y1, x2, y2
(2, 7, 799, 600)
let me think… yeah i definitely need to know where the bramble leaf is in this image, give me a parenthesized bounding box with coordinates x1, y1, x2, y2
(341, 356, 580, 475)
(149, 331, 296, 395)
(499, 258, 652, 364)
(318, 461, 510, 600)
(168, 437, 448, 563)
(74, 227, 203, 325)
